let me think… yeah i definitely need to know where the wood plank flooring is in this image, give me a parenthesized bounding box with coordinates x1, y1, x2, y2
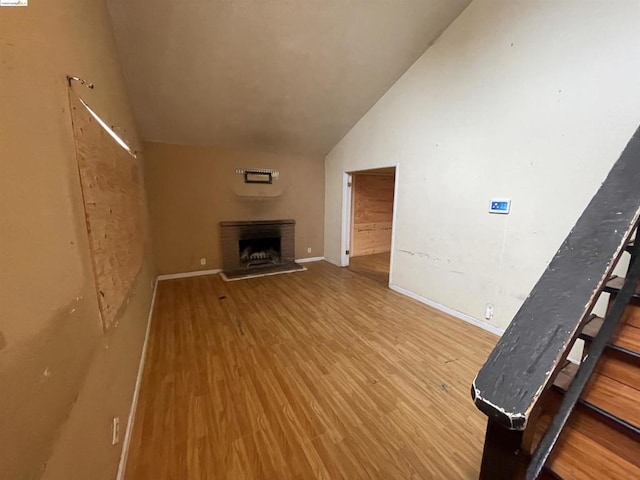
(125, 259, 497, 479)
(347, 252, 390, 285)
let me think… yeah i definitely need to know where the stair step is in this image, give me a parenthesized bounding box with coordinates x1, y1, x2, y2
(580, 314, 604, 340)
(604, 275, 640, 300)
(596, 348, 640, 389)
(579, 310, 640, 356)
(626, 239, 636, 254)
(624, 303, 640, 329)
(552, 358, 640, 433)
(583, 364, 640, 431)
(553, 360, 577, 391)
(539, 391, 640, 480)
(548, 407, 640, 480)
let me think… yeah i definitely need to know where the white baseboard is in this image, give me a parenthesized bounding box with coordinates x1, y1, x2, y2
(116, 278, 158, 480)
(323, 256, 342, 267)
(157, 268, 222, 281)
(295, 256, 325, 263)
(389, 283, 505, 337)
(158, 259, 324, 280)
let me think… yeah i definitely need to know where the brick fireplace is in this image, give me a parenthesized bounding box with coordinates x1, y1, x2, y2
(220, 219, 295, 273)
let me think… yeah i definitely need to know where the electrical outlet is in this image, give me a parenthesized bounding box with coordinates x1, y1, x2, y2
(485, 303, 494, 321)
(200, 258, 206, 265)
(307, 247, 312, 254)
(112, 417, 120, 445)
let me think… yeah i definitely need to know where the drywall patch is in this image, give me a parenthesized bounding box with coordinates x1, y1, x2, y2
(68, 91, 146, 329)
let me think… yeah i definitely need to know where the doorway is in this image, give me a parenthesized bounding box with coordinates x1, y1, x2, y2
(342, 166, 398, 285)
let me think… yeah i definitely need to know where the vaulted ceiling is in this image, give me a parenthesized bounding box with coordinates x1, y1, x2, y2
(107, 0, 470, 156)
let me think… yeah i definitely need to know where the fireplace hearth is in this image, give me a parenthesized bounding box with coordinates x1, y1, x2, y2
(220, 219, 303, 280)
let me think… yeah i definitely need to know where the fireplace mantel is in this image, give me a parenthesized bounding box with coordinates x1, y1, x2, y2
(220, 219, 294, 227)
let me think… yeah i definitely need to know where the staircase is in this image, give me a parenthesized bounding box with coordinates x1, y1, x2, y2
(528, 237, 640, 479)
(471, 127, 640, 480)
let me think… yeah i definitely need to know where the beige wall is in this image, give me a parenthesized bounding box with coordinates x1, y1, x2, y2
(0, 1, 155, 479)
(325, 0, 640, 331)
(144, 142, 325, 275)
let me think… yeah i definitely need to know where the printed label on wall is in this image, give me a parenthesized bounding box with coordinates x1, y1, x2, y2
(1, 0, 28, 5)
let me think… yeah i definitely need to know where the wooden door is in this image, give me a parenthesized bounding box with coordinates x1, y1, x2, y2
(351, 173, 395, 256)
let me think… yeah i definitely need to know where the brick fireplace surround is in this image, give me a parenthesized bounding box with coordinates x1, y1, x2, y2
(220, 219, 295, 273)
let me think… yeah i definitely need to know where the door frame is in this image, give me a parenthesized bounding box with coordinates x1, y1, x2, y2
(340, 163, 400, 286)
(340, 172, 352, 267)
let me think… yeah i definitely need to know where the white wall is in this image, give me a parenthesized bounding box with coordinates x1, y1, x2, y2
(324, 0, 640, 331)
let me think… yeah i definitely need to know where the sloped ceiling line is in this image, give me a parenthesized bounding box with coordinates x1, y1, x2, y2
(107, 0, 471, 156)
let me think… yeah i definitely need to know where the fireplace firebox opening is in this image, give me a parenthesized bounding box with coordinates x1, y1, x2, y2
(220, 220, 301, 279)
(239, 237, 281, 267)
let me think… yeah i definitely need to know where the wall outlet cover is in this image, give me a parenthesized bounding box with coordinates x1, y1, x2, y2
(112, 417, 120, 445)
(485, 303, 494, 320)
(200, 258, 206, 265)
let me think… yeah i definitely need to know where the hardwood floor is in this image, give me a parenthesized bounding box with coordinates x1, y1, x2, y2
(126, 260, 497, 479)
(347, 252, 390, 285)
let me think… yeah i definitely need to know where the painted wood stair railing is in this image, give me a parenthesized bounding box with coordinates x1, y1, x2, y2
(471, 126, 640, 480)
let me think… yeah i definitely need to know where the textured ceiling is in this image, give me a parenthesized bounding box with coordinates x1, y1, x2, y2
(107, 0, 470, 156)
